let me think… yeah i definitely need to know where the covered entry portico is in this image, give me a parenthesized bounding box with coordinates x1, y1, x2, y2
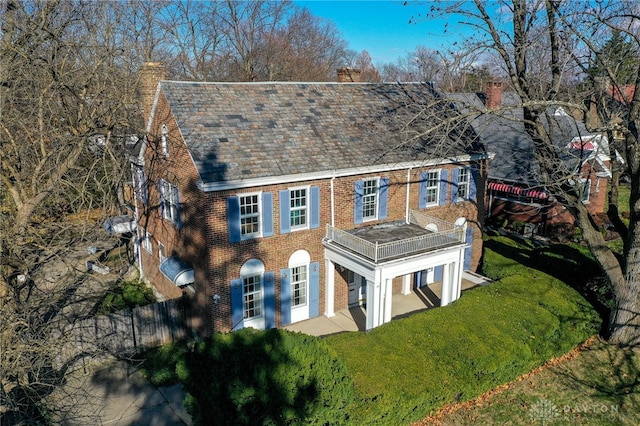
(323, 211, 467, 331)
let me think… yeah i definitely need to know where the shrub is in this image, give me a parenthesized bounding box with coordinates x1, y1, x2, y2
(144, 328, 355, 425)
(97, 279, 155, 314)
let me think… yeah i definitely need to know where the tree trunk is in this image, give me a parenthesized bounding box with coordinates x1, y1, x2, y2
(572, 203, 640, 345)
(609, 218, 640, 345)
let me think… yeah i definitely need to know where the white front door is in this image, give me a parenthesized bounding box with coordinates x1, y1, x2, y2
(290, 265, 310, 323)
(348, 271, 366, 307)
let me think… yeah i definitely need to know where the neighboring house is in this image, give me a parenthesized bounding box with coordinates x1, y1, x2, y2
(131, 62, 490, 335)
(449, 82, 610, 236)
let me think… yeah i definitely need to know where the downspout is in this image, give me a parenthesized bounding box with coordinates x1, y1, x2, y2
(131, 163, 144, 279)
(405, 167, 412, 224)
(330, 176, 335, 227)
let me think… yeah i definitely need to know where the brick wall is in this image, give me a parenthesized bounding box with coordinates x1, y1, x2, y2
(137, 90, 211, 332)
(203, 167, 482, 333)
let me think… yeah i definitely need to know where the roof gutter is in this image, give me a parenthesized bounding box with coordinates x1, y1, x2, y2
(197, 152, 493, 192)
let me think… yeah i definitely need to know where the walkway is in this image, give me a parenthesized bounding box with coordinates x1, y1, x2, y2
(285, 272, 491, 337)
(49, 360, 191, 425)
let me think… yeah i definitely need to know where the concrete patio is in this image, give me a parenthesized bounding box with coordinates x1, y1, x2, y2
(285, 271, 491, 337)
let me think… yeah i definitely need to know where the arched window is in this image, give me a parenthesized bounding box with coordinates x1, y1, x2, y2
(240, 259, 265, 328)
(288, 250, 310, 323)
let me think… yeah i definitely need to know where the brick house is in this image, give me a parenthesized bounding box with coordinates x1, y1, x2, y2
(131, 63, 490, 334)
(449, 82, 610, 236)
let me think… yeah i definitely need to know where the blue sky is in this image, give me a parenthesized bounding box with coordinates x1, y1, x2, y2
(295, 0, 473, 65)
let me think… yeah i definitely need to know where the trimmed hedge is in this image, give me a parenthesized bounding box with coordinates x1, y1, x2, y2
(323, 236, 600, 424)
(141, 328, 354, 425)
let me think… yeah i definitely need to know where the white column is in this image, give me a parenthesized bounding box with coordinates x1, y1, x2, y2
(365, 279, 377, 331)
(324, 258, 335, 317)
(453, 248, 464, 301)
(383, 278, 393, 324)
(441, 263, 451, 306)
(401, 274, 411, 295)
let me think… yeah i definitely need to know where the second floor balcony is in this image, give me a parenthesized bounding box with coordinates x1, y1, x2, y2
(323, 210, 466, 263)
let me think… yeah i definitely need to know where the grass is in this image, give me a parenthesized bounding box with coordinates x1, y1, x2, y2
(322, 234, 599, 424)
(418, 338, 640, 425)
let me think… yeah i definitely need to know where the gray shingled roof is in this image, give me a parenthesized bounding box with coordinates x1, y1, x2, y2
(447, 91, 591, 185)
(159, 81, 484, 184)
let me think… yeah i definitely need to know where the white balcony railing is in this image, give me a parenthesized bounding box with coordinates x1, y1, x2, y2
(324, 210, 465, 263)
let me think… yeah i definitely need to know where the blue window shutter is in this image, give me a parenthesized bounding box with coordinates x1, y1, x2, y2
(439, 170, 449, 206)
(354, 180, 364, 224)
(419, 172, 427, 209)
(434, 265, 443, 282)
(227, 196, 241, 243)
(279, 190, 291, 234)
(231, 278, 244, 331)
(469, 165, 478, 201)
(465, 227, 474, 270)
(378, 178, 389, 220)
(264, 272, 275, 328)
(310, 186, 320, 229)
(309, 261, 320, 317)
(280, 269, 291, 326)
(262, 192, 274, 237)
(452, 168, 459, 204)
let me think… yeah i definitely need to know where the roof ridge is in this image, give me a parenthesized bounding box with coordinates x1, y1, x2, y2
(159, 80, 427, 86)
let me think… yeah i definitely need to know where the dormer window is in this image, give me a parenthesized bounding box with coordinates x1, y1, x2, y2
(161, 124, 169, 157)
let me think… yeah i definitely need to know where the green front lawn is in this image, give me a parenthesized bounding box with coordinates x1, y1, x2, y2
(421, 337, 640, 425)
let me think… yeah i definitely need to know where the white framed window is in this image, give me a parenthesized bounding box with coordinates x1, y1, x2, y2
(425, 170, 440, 206)
(457, 168, 469, 200)
(158, 242, 165, 261)
(290, 265, 308, 307)
(133, 166, 148, 205)
(362, 178, 379, 221)
(240, 192, 261, 238)
(235, 259, 266, 330)
(581, 178, 591, 203)
(160, 180, 180, 225)
(288, 250, 311, 323)
(141, 229, 152, 253)
(289, 186, 308, 230)
(243, 274, 262, 319)
(161, 124, 169, 157)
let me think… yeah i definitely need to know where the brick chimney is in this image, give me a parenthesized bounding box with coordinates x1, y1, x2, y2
(337, 67, 362, 82)
(484, 81, 503, 108)
(140, 62, 166, 126)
